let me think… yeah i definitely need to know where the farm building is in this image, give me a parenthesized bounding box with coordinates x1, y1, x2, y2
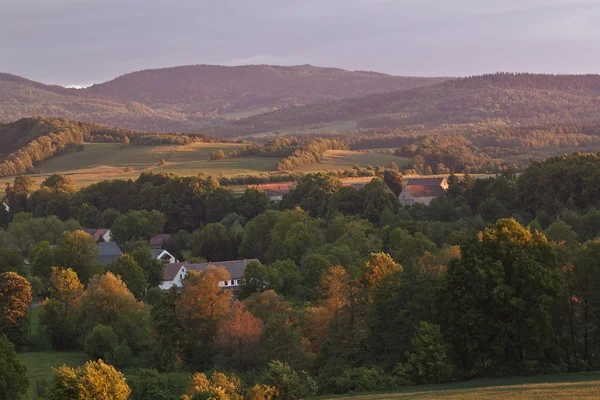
(398, 177, 449, 206)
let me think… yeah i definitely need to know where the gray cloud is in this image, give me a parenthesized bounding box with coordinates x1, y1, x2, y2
(0, 0, 599, 86)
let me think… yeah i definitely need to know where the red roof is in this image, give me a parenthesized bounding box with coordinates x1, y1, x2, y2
(83, 229, 110, 240)
(406, 185, 445, 198)
(251, 183, 295, 197)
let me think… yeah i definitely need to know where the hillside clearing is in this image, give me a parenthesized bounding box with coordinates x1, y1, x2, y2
(296, 150, 412, 172)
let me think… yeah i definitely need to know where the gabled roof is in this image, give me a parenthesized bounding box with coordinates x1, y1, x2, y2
(84, 228, 110, 240)
(150, 234, 171, 247)
(405, 184, 446, 198)
(186, 259, 258, 280)
(151, 249, 175, 259)
(163, 262, 187, 281)
(405, 178, 446, 186)
(97, 242, 122, 266)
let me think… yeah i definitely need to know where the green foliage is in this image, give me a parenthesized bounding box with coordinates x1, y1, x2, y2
(84, 324, 118, 360)
(0, 334, 28, 400)
(0, 246, 26, 275)
(108, 254, 147, 298)
(404, 322, 453, 384)
(262, 360, 318, 400)
(129, 369, 180, 400)
(112, 210, 166, 244)
(29, 241, 55, 278)
(192, 223, 235, 261)
(54, 230, 103, 285)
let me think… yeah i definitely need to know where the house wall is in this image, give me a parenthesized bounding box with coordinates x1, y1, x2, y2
(159, 266, 187, 290)
(102, 231, 112, 242)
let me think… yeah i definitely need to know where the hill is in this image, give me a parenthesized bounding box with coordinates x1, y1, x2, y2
(0, 65, 447, 132)
(230, 73, 600, 135)
(82, 64, 447, 115)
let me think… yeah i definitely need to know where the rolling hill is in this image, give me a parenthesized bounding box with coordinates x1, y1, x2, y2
(230, 73, 600, 135)
(0, 65, 447, 132)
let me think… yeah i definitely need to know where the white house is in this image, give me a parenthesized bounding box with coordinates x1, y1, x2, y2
(160, 263, 187, 290)
(160, 259, 258, 295)
(398, 177, 449, 207)
(83, 229, 113, 243)
(2, 202, 9, 212)
(151, 249, 177, 264)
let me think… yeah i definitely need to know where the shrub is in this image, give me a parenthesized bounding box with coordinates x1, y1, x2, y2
(110, 339, 133, 368)
(84, 325, 118, 360)
(262, 360, 317, 400)
(404, 322, 453, 384)
(145, 287, 164, 305)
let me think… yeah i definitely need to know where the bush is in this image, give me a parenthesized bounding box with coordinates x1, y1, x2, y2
(145, 287, 164, 305)
(84, 325, 118, 360)
(245, 384, 278, 400)
(318, 366, 404, 395)
(129, 369, 179, 400)
(262, 360, 317, 400)
(110, 339, 133, 368)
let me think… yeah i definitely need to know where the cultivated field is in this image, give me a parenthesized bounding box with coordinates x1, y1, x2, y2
(320, 372, 600, 400)
(297, 150, 412, 172)
(0, 145, 413, 192)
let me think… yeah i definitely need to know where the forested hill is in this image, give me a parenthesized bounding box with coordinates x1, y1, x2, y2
(82, 64, 447, 113)
(0, 73, 200, 132)
(229, 73, 600, 135)
(0, 65, 446, 132)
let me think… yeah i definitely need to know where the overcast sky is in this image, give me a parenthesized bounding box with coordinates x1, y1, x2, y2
(1, 0, 599, 86)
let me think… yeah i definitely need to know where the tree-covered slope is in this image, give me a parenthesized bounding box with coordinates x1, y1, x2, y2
(230, 73, 600, 134)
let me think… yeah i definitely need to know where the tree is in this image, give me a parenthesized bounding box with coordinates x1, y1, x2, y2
(40, 267, 84, 350)
(0, 334, 28, 400)
(41, 174, 76, 194)
(215, 301, 263, 369)
(151, 288, 184, 372)
(0, 246, 26, 275)
(270, 259, 301, 298)
(238, 261, 270, 299)
(177, 267, 232, 367)
(237, 187, 270, 219)
(0, 272, 32, 339)
(362, 179, 398, 225)
(29, 240, 55, 278)
(85, 324, 119, 360)
(108, 255, 147, 298)
(48, 360, 131, 400)
(360, 252, 402, 288)
(405, 322, 453, 384)
(262, 360, 317, 400)
(128, 244, 164, 289)
(545, 219, 579, 247)
(437, 218, 564, 374)
(383, 169, 403, 197)
(79, 272, 146, 346)
(129, 369, 178, 400)
(77, 203, 102, 228)
(54, 230, 103, 285)
(111, 210, 166, 244)
(205, 187, 237, 223)
(191, 223, 234, 261)
(101, 208, 122, 228)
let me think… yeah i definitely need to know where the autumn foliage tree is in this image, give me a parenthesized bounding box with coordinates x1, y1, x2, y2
(216, 300, 263, 370)
(0, 272, 32, 344)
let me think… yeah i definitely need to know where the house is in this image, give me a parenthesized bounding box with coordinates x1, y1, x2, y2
(251, 183, 295, 202)
(150, 234, 171, 249)
(160, 262, 187, 290)
(97, 241, 123, 266)
(398, 177, 449, 207)
(84, 229, 113, 243)
(160, 259, 258, 295)
(151, 249, 177, 264)
(2, 202, 9, 212)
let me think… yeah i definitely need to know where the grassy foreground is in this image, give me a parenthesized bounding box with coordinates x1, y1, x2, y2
(319, 372, 600, 399)
(18, 351, 90, 399)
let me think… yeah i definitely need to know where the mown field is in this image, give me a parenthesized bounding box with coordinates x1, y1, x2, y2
(0, 145, 412, 192)
(320, 372, 600, 400)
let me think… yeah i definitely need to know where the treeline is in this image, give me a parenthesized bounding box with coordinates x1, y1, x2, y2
(0, 117, 223, 177)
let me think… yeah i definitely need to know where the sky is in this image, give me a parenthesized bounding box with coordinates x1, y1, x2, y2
(1, 0, 599, 86)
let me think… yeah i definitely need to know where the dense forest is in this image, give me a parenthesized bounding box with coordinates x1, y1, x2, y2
(225, 73, 600, 136)
(0, 66, 445, 132)
(0, 117, 221, 177)
(4, 154, 600, 398)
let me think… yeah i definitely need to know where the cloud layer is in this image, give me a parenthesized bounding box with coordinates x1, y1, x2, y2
(1, 0, 599, 85)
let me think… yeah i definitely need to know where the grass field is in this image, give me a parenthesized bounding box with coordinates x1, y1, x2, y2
(297, 150, 412, 172)
(18, 351, 90, 399)
(320, 372, 600, 399)
(0, 145, 415, 193)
